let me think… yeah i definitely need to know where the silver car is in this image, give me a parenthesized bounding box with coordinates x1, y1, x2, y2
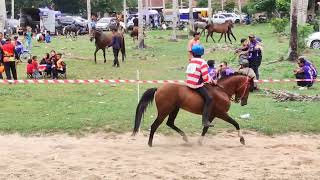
(96, 17, 117, 31)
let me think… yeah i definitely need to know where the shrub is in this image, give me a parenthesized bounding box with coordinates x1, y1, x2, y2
(270, 18, 289, 33)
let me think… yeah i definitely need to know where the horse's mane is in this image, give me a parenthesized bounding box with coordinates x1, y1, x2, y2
(217, 73, 248, 82)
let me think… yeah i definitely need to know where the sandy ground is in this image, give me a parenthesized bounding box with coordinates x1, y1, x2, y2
(0, 131, 320, 180)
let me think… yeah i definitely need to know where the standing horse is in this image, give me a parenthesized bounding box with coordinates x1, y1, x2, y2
(63, 24, 81, 39)
(132, 75, 254, 147)
(90, 29, 126, 64)
(206, 20, 237, 43)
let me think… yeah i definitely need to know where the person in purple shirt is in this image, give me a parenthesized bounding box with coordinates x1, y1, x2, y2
(294, 58, 314, 87)
(217, 61, 234, 79)
(207, 60, 217, 80)
(298, 56, 317, 79)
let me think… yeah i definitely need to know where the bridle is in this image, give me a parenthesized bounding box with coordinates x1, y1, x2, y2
(216, 76, 251, 102)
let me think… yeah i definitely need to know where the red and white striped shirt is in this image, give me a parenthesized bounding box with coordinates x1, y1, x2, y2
(186, 58, 211, 88)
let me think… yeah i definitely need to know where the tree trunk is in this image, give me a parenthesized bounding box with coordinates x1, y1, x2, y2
(238, 0, 242, 23)
(208, 0, 212, 23)
(188, 0, 193, 38)
(11, 0, 14, 19)
(289, 1, 298, 61)
(87, 0, 91, 33)
(221, 0, 224, 11)
(0, 0, 6, 34)
(145, 0, 149, 27)
(296, 0, 309, 25)
(171, 0, 178, 41)
(123, 0, 127, 27)
(138, 0, 145, 48)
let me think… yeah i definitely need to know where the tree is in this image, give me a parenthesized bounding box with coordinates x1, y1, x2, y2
(288, 1, 298, 61)
(0, 0, 5, 33)
(225, 1, 236, 12)
(171, 0, 178, 41)
(138, 0, 145, 48)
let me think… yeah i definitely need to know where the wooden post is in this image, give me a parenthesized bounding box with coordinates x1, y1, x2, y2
(172, 0, 178, 41)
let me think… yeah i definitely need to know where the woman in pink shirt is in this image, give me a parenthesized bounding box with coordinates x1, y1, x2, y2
(188, 32, 201, 61)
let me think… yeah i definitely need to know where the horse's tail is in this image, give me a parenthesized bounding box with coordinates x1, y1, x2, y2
(121, 35, 126, 58)
(132, 88, 157, 136)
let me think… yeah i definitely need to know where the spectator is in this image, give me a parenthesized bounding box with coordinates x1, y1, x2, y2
(52, 53, 66, 79)
(31, 56, 40, 79)
(238, 59, 257, 90)
(26, 59, 33, 78)
(0, 62, 4, 79)
(294, 58, 314, 88)
(108, 29, 122, 67)
(0, 32, 6, 45)
(207, 60, 217, 80)
(247, 34, 263, 80)
(217, 61, 234, 79)
(45, 31, 51, 43)
(187, 32, 201, 61)
(298, 56, 317, 79)
(2, 38, 17, 80)
(235, 38, 249, 64)
(25, 26, 32, 51)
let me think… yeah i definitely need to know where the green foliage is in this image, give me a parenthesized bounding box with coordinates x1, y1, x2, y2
(225, 1, 236, 12)
(197, 0, 208, 8)
(297, 25, 313, 54)
(270, 18, 289, 33)
(276, 0, 290, 13)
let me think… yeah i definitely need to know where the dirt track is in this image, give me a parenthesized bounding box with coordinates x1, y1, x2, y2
(0, 131, 320, 180)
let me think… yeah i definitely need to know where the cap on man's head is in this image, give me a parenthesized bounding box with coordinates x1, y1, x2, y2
(240, 59, 249, 65)
(298, 56, 305, 60)
(248, 34, 255, 38)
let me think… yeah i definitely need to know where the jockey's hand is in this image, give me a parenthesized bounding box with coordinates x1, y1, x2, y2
(210, 80, 217, 85)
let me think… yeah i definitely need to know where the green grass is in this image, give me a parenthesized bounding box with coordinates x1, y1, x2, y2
(0, 23, 319, 135)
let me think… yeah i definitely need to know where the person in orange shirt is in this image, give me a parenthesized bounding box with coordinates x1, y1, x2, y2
(2, 38, 17, 80)
(187, 32, 201, 61)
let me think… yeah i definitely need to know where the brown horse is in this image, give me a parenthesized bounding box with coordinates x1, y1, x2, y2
(206, 20, 237, 43)
(130, 26, 139, 42)
(90, 29, 126, 64)
(132, 75, 254, 147)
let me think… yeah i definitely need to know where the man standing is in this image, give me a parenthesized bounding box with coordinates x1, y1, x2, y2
(2, 38, 17, 80)
(108, 29, 122, 67)
(187, 32, 201, 61)
(247, 34, 262, 80)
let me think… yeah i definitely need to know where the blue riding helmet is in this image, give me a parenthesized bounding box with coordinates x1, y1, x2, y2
(191, 44, 204, 56)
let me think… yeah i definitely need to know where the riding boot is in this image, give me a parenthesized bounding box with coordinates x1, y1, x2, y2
(195, 87, 213, 128)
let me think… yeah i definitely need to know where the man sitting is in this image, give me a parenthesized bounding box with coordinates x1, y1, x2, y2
(298, 56, 317, 79)
(217, 61, 234, 79)
(238, 59, 257, 90)
(294, 58, 314, 88)
(52, 53, 66, 79)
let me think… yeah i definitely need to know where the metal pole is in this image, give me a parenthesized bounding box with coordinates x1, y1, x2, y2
(11, 0, 14, 19)
(137, 70, 140, 103)
(87, 0, 92, 33)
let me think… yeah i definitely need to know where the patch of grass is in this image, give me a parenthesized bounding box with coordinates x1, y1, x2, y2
(0, 24, 319, 135)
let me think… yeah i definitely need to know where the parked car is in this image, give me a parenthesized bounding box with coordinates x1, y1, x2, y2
(305, 32, 320, 49)
(219, 13, 240, 23)
(257, 14, 267, 23)
(96, 17, 117, 31)
(212, 14, 227, 24)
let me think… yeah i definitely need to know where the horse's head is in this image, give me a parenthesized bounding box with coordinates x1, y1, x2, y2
(234, 76, 254, 106)
(90, 29, 101, 42)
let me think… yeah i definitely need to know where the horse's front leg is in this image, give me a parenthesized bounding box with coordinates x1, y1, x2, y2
(94, 48, 99, 64)
(227, 32, 232, 44)
(102, 48, 107, 63)
(217, 113, 245, 145)
(218, 33, 224, 42)
(198, 117, 215, 146)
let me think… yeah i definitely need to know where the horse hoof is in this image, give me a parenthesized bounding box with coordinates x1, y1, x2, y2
(240, 137, 245, 145)
(182, 136, 189, 143)
(148, 142, 153, 147)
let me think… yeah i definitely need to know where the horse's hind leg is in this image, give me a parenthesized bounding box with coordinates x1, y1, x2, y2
(198, 117, 215, 145)
(227, 32, 232, 44)
(166, 107, 188, 143)
(148, 114, 167, 147)
(230, 30, 237, 41)
(218, 33, 223, 42)
(210, 33, 216, 43)
(218, 113, 245, 145)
